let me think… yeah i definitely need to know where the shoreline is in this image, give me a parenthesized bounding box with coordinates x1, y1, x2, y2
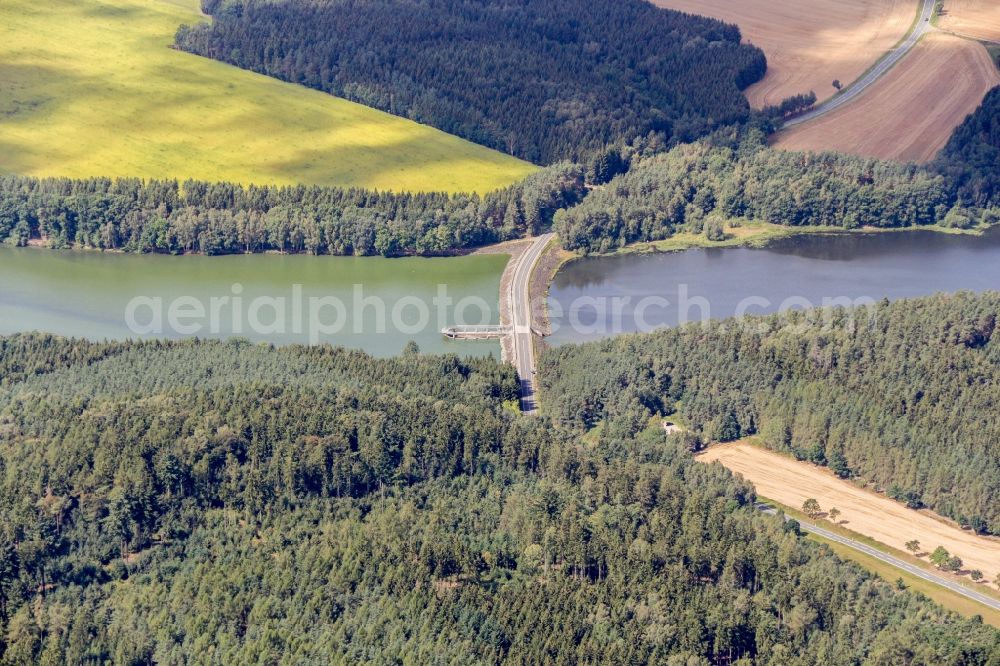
(550, 221, 994, 275)
(526, 239, 574, 353)
(15, 220, 991, 258)
(601, 221, 990, 257)
(16, 238, 524, 259)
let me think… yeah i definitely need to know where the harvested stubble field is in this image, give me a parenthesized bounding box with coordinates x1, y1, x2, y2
(0, 0, 535, 192)
(699, 441, 1000, 584)
(773, 32, 1000, 162)
(651, 0, 915, 108)
(939, 0, 1000, 42)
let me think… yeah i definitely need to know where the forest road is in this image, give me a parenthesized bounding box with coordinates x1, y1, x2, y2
(509, 232, 553, 414)
(783, 0, 937, 127)
(758, 503, 1000, 613)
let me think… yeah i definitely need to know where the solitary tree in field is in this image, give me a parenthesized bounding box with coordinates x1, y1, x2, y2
(944, 556, 963, 573)
(832, 79, 842, 90)
(828, 507, 841, 523)
(905, 540, 921, 555)
(930, 546, 950, 568)
(970, 569, 983, 582)
(802, 498, 821, 519)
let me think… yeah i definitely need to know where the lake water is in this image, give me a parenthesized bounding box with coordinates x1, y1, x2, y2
(548, 228, 1000, 345)
(8, 229, 1000, 356)
(0, 247, 506, 357)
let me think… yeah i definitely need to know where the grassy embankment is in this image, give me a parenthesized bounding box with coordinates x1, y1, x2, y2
(0, 0, 535, 192)
(762, 495, 1000, 628)
(599, 220, 993, 256)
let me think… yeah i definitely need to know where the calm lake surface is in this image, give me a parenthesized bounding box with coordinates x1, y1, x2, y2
(8, 229, 1000, 356)
(0, 247, 506, 357)
(549, 228, 1000, 346)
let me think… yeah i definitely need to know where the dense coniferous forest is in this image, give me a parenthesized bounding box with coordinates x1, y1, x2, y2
(553, 131, 993, 253)
(934, 86, 1000, 209)
(174, 0, 766, 164)
(540, 292, 1000, 536)
(0, 334, 997, 662)
(3, 1, 999, 660)
(7, 132, 999, 257)
(0, 165, 583, 255)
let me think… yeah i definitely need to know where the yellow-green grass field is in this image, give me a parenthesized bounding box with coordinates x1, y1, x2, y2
(0, 0, 536, 192)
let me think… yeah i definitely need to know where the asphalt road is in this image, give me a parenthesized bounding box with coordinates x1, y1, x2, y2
(509, 233, 554, 413)
(758, 504, 1000, 612)
(784, 0, 938, 127)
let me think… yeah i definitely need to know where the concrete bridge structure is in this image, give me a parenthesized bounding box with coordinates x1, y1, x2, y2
(441, 324, 509, 340)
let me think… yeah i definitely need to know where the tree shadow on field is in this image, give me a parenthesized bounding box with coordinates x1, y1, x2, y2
(0, 63, 104, 124)
(0, 63, 111, 174)
(144, 59, 393, 136)
(261, 127, 528, 191)
(77, 2, 142, 20)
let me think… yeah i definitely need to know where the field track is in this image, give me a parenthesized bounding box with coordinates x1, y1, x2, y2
(783, 0, 936, 127)
(699, 441, 1000, 583)
(0, 0, 534, 192)
(939, 0, 1000, 42)
(650, 0, 915, 108)
(756, 505, 1000, 616)
(773, 32, 1000, 162)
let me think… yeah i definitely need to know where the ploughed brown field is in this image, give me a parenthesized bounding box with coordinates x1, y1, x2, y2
(773, 32, 1000, 162)
(698, 441, 1000, 583)
(939, 0, 1000, 42)
(650, 0, 915, 108)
